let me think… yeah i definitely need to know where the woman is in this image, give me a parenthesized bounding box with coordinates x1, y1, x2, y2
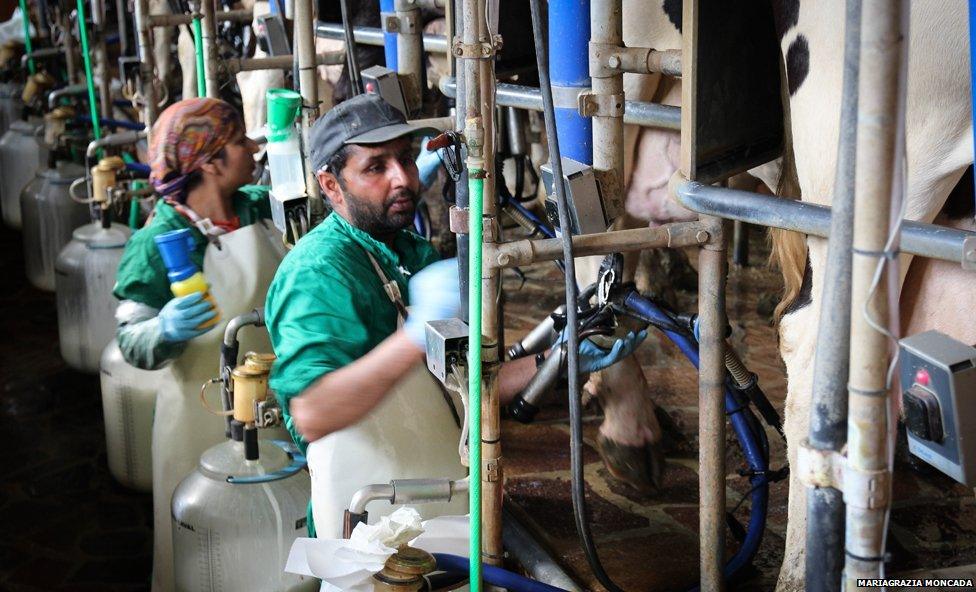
(113, 97, 266, 369)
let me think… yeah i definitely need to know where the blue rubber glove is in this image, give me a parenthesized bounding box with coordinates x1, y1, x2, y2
(555, 329, 648, 374)
(416, 136, 445, 189)
(403, 258, 461, 348)
(158, 292, 218, 343)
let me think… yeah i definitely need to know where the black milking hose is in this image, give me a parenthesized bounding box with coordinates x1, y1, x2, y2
(339, 0, 362, 96)
(527, 2, 625, 591)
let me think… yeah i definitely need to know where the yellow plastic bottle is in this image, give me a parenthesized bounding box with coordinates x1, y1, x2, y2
(155, 228, 221, 329)
(169, 271, 221, 328)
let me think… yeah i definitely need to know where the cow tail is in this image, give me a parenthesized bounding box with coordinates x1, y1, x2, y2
(768, 55, 808, 323)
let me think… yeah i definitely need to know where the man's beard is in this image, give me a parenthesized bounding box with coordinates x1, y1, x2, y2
(343, 187, 419, 237)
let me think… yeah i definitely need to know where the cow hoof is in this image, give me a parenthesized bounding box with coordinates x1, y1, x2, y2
(596, 434, 666, 495)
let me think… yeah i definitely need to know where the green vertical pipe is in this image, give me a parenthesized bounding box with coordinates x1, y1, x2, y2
(76, 0, 102, 140)
(18, 0, 34, 74)
(192, 14, 206, 97)
(467, 169, 484, 592)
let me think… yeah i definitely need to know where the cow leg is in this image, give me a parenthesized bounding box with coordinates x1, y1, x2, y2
(176, 26, 196, 100)
(574, 254, 666, 494)
(774, 236, 825, 592)
(588, 354, 665, 493)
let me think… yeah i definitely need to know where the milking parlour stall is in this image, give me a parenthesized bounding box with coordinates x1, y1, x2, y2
(1, 0, 976, 591)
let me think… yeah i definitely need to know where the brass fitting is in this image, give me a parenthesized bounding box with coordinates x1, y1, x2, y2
(231, 365, 268, 424)
(22, 71, 55, 107)
(91, 156, 126, 205)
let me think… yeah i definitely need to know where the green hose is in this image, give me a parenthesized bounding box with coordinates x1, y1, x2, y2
(192, 14, 206, 97)
(76, 0, 102, 141)
(18, 0, 33, 74)
(467, 168, 484, 592)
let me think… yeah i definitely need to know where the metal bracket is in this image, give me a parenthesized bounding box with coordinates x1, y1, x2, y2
(963, 236, 976, 271)
(796, 439, 845, 490)
(451, 35, 502, 59)
(449, 206, 469, 234)
(843, 465, 890, 511)
(578, 91, 625, 118)
(382, 11, 419, 34)
(484, 459, 499, 482)
(448, 206, 498, 242)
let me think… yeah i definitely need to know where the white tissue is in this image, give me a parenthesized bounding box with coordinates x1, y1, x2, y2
(285, 509, 470, 591)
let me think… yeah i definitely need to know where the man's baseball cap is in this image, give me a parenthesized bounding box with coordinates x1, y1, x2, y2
(309, 93, 439, 173)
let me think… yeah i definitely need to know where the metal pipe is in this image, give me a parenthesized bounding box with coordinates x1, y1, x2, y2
(487, 221, 708, 269)
(591, 0, 624, 222)
(591, 45, 682, 77)
(502, 505, 583, 592)
(315, 22, 449, 53)
(86, 129, 147, 159)
(201, 0, 219, 97)
(671, 180, 976, 265)
(63, 11, 78, 84)
(805, 1, 862, 589)
(844, 0, 903, 585)
(731, 220, 748, 266)
(551, 0, 592, 163)
(147, 9, 252, 27)
(93, 3, 112, 119)
(116, 0, 129, 56)
(454, 0, 470, 325)
(21, 47, 62, 69)
(134, 0, 160, 130)
(348, 483, 394, 515)
(224, 51, 346, 74)
(295, 0, 321, 215)
(48, 84, 89, 110)
(395, 0, 424, 111)
(698, 220, 727, 591)
(439, 77, 681, 130)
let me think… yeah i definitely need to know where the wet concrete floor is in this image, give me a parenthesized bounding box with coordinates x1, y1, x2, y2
(2, 215, 975, 591)
(0, 224, 153, 591)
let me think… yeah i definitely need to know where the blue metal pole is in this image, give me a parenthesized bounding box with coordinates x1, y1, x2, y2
(380, 0, 398, 70)
(549, 0, 592, 165)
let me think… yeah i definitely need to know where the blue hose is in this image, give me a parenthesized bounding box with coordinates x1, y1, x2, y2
(77, 116, 146, 131)
(623, 292, 769, 585)
(125, 162, 151, 176)
(433, 554, 569, 592)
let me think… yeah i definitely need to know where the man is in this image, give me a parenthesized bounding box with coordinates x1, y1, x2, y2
(114, 97, 265, 369)
(265, 93, 645, 537)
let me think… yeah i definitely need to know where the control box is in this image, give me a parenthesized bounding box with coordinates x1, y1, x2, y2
(361, 65, 408, 118)
(900, 330, 976, 485)
(269, 189, 309, 245)
(540, 158, 614, 236)
(425, 318, 469, 384)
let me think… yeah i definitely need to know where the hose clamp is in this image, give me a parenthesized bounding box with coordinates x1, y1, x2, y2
(451, 36, 502, 59)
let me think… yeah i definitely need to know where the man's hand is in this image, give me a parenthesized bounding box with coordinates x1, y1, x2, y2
(403, 258, 461, 348)
(416, 136, 446, 189)
(555, 329, 648, 374)
(290, 392, 330, 443)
